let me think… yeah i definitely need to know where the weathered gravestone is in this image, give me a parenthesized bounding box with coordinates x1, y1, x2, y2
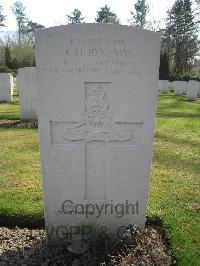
(187, 80, 198, 101)
(159, 80, 169, 93)
(168, 81, 173, 90)
(0, 73, 13, 102)
(173, 81, 187, 96)
(198, 82, 200, 97)
(182, 81, 188, 94)
(35, 24, 160, 244)
(17, 67, 38, 121)
(158, 80, 163, 92)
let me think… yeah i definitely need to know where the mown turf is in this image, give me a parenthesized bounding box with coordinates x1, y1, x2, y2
(149, 93, 200, 265)
(0, 83, 20, 120)
(0, 128, 42, 217)
(0, 92, 199, 265)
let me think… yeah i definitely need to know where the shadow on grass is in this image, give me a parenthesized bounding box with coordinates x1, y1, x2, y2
(157, 111, 200, 118)
(158, 96, 186, 107)
(0, 215, 164, 230)
(156, 96, 200, 118)
(153, 130, 200, 177)
(11, 101, 19, 105)
(155, 132, 200, 148)
(0, 111, 19, 114)
(157, 94, 200, 108)
(153, 145, 200, 175)
(0, 214, 44, 229)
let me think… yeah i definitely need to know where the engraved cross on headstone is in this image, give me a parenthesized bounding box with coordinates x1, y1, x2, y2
(54, 82, 134, 200)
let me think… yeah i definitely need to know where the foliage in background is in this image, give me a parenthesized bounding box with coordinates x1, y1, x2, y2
(23, 21, 45, 46)
(0, 6, 6, 28)
(162, 0, 198, 77)
(159, 51, 170, 80)
(95, 5, 119, 23)
(67, 9, 85, 24)
(11, 1, 28, 67)
(0, 1, 44, 74)
(130, 0, 149, 28)
(0, 0, 199, 78)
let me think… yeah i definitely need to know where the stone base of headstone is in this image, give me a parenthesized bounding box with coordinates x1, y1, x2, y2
(67, 241, 88, 254)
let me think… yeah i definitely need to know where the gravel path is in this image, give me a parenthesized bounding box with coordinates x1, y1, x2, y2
(0, 226, 175, 266)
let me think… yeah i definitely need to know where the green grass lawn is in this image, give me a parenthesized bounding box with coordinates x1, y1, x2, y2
(0, 92, 199, 265)
(148, 93, 200, 265)
(0, 128, 42, 217)
(0, 83, 20, 120)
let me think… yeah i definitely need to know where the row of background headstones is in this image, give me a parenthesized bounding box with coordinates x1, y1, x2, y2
(16, 67, 38, 121)
(158, 80, 200, 101)
(0, 69, 38, 121)
(0, 71, 200, 122)
(0, 73, 14, 103)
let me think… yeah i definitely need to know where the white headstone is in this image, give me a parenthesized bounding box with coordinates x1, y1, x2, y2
(173, 81, 186, 96)
(187, 80, 198, 101)
(36, 24, 160, 244)
(159, 80, 169, 93)
(158, 80, 164, 92)
(0, 73, 13, 102)
(182, 81, 188, 94)
(158, 81, 162, 92)
(198, 82, 200, 97)
(17, 67, 38, 121)
(168, 81, 173, 90)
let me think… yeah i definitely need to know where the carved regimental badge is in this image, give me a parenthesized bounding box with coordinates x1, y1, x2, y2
(64, 83, 132, 142)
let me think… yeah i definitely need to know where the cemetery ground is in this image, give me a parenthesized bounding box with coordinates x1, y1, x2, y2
(0, 89, 199, 265)
(0, 83, 19, 120)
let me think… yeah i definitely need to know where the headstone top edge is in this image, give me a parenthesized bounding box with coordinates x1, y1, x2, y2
(35, 23, 161, 39)
(18, 67, 36, 71)
(0, 72, 12, 77)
